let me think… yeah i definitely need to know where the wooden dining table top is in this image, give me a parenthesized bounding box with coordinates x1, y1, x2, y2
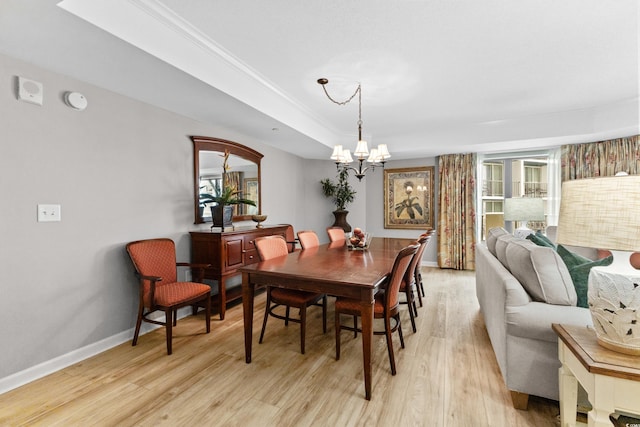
(240, 236, 417, 298)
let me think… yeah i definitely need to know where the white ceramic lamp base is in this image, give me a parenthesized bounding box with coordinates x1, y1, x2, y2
(588, 254, 640, 355)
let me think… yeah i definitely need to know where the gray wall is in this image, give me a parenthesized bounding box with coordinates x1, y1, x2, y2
(0, 53, 438, 390)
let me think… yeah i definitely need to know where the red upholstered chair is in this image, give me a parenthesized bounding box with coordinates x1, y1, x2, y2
(326, 227, 346, 243)
(255, 235, 327, 354)
(297, 230, 320, 249)
(126, 238, 211, 355)
(334, 244, 419, 375)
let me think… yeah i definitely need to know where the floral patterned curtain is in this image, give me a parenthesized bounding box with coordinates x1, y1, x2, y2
(437, 153, 477, 270)
(561, 135, 640, 181)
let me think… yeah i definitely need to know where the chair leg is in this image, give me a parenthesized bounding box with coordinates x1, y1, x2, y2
(285, 306, 291, 326)
(259, 289, 272, 344)
(406, 288, 417, 333)
(300, 305, 307, 354)
(416, 282, 424, 307)
(335, 311, 342, 360)
(396, 313, 405, 349)
(165, 308, 173, 355)
(204, 296, 211, 334)
(353, 315, 358, 337)
(173, 309, 178, 327)
(418, 271, 425, 297)
(132, 303, 144, 346)
(321, 295, 327, 334)
(384, 315, 396, 375)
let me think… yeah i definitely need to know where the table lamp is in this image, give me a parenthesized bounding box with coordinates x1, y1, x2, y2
(557, 173, 640, 355)
(503, 197, 545, 238)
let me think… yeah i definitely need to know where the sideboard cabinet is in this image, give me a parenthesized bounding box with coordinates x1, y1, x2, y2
(190, 224, 289, 319)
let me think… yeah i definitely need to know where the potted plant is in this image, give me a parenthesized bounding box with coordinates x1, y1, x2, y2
(320, 168, 356, 232)
(209, 184, 256, 231)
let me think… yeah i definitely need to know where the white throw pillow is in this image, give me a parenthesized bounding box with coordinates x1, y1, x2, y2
(486, 227, 509, 257)
(495, 234, 520, 269)
(506, 239, 577, 306)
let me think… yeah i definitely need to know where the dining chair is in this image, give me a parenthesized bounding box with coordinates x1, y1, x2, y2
(297, 230, 320, 249)
(125, 238, 211, 355)
(399, 234, 430, 333)
(326, 226, 346, 243)
(254, 235, 327, 354)
(415, 229, 436, 301)
(334, 243, 419, 375)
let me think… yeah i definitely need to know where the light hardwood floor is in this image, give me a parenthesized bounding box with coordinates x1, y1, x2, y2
(0, 268, 563, 426)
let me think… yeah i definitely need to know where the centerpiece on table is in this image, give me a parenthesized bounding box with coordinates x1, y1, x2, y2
(347, 227, 371, 250)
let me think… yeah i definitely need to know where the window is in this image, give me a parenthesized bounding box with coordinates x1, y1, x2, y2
(478, 152, 555, 241)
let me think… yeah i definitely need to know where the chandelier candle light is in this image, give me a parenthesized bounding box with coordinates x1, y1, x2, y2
(317, 78, 390, 181)
(557, 173, 640, 355)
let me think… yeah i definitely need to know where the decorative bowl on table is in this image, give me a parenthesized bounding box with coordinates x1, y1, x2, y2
(251, 214, 267, 228)
(347, 228, 371, 250)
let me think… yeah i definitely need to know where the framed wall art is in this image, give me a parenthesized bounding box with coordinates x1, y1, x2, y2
(384, 166, 435, 229)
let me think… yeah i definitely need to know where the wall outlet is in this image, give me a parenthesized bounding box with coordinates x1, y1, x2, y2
(37, 204, 61, 222)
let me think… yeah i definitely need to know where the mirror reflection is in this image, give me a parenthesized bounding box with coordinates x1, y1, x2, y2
(192, 136, 263, 224)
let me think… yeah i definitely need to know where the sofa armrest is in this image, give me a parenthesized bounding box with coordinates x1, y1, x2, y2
(507, 302, 592, 343)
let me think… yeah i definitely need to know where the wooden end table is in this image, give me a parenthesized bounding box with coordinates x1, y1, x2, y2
(553, 324, 640, 427)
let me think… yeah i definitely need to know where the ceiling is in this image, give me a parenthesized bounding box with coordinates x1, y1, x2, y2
(1, 0, 638, 160)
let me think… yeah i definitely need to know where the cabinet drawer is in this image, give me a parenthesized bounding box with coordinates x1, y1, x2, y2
(244, 249, 259, 265)
(244, 234, 258, 251)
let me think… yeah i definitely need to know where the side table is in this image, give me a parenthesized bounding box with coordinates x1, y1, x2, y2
(553, 324, 640, 427)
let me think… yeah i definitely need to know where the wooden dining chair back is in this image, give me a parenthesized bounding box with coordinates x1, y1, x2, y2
(399, 234, 430, 333)
(334, 243, 419, 375)
(297, 230, 320, 249)
(125, 238, 211, 355)
(254, 235, 327, 354)
(326, 227, 346, 243)
(415, 229, 435, 299)
(285, 224, 299, 253)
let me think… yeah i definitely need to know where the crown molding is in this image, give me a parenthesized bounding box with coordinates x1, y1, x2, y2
(57, 0, 340, 147)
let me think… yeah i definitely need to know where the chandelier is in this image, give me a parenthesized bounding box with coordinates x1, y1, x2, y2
(317, 78, 391, 181)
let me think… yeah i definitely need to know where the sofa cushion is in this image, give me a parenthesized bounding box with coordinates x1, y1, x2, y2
(505, 240, 577, 305)
(495, 234, 521, 269)
(486, 227, 509, 257)
(557, 244, 613, 308)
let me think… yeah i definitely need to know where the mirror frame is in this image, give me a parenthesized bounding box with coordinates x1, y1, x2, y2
(192, 135, 263, 224)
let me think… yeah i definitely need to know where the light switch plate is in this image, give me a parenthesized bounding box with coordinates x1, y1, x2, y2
(37, 204, 61, 222)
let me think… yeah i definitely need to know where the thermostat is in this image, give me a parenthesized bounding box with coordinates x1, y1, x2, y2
(64, 91, 88, 111)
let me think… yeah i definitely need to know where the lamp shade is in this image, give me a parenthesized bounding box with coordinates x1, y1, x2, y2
(503, 198, 545, 222)
(556, 175, 640, 251)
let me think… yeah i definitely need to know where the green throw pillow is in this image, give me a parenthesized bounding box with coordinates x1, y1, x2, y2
(526, 231, 556, 249)
(557, 244, 613, 308)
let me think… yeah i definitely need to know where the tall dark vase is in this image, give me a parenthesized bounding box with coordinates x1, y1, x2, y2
(211, 205, 234, 231)
(332, 210, 352, 232)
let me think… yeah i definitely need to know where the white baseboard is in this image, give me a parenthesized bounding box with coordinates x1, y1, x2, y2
(0, 307, 192, 395)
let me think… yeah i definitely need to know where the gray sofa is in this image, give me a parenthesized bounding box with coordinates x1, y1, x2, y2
(475, 227, 593, 409)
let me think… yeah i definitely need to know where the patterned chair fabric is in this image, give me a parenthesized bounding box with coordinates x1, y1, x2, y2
(126, 238, 211, 355)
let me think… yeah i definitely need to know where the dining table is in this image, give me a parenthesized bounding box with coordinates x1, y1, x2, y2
(240, 236, 417, 400)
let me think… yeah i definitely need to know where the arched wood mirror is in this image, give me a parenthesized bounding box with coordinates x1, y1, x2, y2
(192, 136, 263, 224)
